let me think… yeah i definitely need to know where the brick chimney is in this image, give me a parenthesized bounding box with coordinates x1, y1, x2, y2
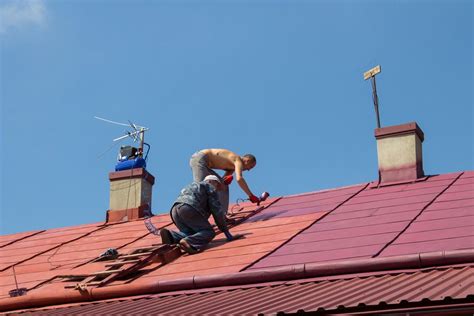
(106, 168, 155, 223)
(374, 122, 425, 183)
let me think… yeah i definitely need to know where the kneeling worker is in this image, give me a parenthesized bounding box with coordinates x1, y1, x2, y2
(160, 175, 243, 254)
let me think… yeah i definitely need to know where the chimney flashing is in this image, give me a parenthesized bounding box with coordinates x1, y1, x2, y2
(369, 176, 429, 189)
(106, 205, 151, 223)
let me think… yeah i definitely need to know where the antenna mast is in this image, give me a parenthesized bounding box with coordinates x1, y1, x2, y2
(94, 116, 150, 169)
(95, 116, 149, 151)
(363, 65, 382, 128)
(139, 127, 145, 158)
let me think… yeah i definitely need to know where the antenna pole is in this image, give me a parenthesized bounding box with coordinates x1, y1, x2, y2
(363, 65, 382, 129)
(139, 128, 145, 157)
(371, 76, 381, 128)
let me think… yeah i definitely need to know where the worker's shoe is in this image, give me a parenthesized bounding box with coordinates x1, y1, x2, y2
(179, 239, 199, 255)
(160, 228, 175, 245)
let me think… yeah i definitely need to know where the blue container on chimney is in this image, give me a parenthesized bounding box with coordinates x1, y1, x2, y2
(115, 157, 146, 171)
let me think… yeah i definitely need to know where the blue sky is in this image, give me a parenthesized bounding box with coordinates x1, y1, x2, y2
(1, 0, 472, 235)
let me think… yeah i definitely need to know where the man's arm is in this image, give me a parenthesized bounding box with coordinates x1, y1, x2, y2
(234, 159, 255, 198)
(206, 184, 242, 241)
(206, 185, 228, 233)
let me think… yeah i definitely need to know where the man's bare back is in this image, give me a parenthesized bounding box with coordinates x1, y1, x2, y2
(200, 149, 240, 171)
(197, 148, 257, 201)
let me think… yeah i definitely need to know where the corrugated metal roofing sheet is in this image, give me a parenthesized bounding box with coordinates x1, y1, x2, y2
(16, 265, 474, 315)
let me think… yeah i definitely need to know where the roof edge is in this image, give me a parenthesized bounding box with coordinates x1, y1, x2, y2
(3, 249, 474, 313)
(192, 249, 474, 288)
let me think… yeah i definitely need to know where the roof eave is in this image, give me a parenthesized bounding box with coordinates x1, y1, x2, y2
(3, 249, 474, 313)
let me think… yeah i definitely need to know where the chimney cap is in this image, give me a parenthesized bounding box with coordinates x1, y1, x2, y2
(109, 168, 155, 185)
(375, 122, 424, 142)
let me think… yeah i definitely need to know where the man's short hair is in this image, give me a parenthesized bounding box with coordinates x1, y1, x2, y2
(243, 154, 256, 164)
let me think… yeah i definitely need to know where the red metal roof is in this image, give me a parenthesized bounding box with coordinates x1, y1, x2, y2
(0, 230, 44, 248)
(380, 171, 474, 257)
(0, 215, 172, 300)
(0, 170, 473, 314)
(248, 172, 471, 270)
(14, 264, 474, 315)
(0, 223, 101, 271)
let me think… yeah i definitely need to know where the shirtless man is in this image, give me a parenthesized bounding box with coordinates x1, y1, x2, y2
(190, 149, 259, 214)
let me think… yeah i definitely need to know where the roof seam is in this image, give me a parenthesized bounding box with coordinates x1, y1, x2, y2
(346, 192, 448, 206)
(0, 230, 46, 249)
(315, 211, 421, 225)
(0, 225, 108, 272)
(396, 223, 474, 235)
(308, 219, 412, 232)
(262, 244, 387, 259)
(420, 204, 474, 212)
(240, 183, 370, 271)
(392, 234, 474, 246)
(372, 172, 465, 258)
(289, 231, 397, 245)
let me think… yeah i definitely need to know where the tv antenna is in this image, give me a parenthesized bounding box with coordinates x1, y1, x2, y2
(363, 65, 382, 128)
(94, 116, 149, 158)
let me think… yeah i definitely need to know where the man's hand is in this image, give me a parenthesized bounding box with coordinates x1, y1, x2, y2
(229, 233, 244, 241)
(249, 195, 260, 204)
(224, 231, 245, 241)
(223, 175, 233, 185)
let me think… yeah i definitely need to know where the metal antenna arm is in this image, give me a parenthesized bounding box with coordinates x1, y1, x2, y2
(112, 128, 148, 142)
(94, 116, 130, 127)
